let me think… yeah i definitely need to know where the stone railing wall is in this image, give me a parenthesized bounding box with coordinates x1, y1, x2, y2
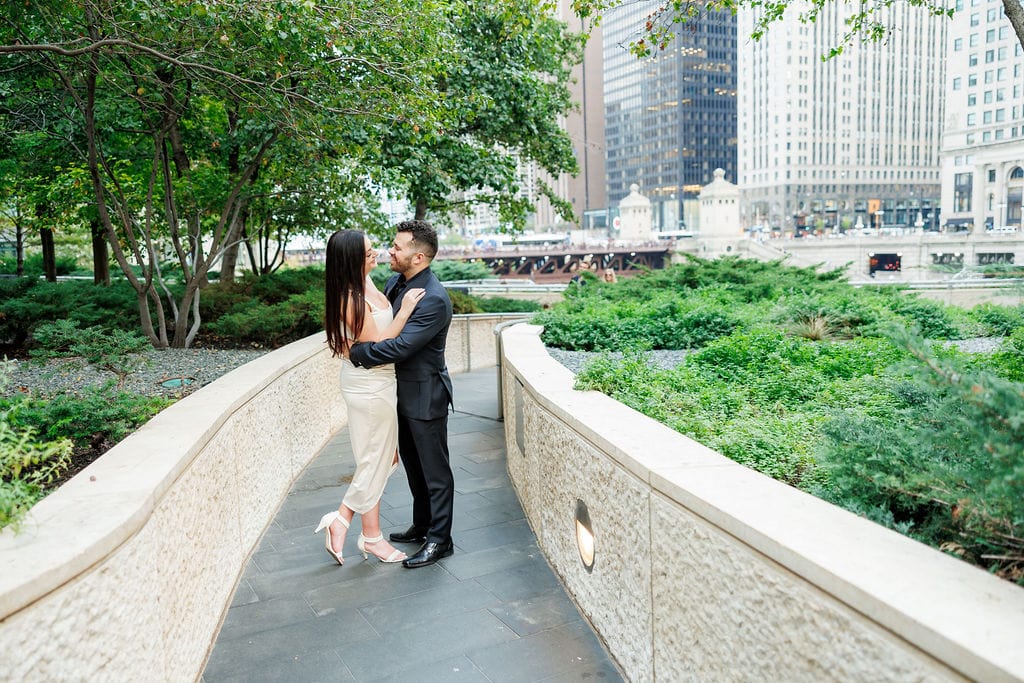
(0, 312, 523, 681)
(499, 323, 1024, 683)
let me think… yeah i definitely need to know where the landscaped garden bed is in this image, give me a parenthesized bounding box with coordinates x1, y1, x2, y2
(535, 257, 1024, 584)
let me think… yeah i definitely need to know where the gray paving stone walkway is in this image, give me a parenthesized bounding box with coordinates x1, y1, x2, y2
(202, 367, 623, 682)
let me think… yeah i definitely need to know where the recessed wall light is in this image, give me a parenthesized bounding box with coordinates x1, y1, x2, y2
(575, 499, 595, 572)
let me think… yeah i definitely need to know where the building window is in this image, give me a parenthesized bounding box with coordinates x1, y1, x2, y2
(1010, 175, 1024, 226)
(954, 173, 973, 212)
(989, 169, 997, 182)
(984, 111, 993, 124)
(969, 74, 978, 86)
(969, 53, 979, 66)
(987, 29, 996, 43)
(967, 113, 977, 125)
(954, 37, 964, 51)
(984, 90, 993, 103)
(953, 77, 963, 90)
(985, 49, 995, 63)
(970, 12, 980, 26)
(969, 94, 978, 106)
(988, 7, 998, 20)
(970, 33, 980, 47)
(996, 109, 1006, 122)
(967, 133, 975, 144)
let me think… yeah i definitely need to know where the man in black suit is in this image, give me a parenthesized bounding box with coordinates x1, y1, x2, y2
(348, 220, 455, 568)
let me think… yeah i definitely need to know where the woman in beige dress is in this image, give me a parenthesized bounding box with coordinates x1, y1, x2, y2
(314, 229, 425, 564)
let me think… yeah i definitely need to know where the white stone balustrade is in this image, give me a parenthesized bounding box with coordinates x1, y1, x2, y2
(0, 313, 525, 681)
(500, 322, 1024, 683)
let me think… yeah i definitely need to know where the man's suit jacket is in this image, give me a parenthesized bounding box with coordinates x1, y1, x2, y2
(348, 268, 453, 420)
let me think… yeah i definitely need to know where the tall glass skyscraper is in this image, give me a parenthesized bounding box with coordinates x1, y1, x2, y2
(602, 6, 737, 232)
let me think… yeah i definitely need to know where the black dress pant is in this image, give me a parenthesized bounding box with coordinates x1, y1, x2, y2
(398, 414, 453, 543)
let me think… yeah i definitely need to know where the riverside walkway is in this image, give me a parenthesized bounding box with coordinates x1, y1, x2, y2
(202, 368, 622, 682)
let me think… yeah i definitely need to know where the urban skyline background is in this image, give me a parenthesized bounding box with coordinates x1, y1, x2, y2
(457, 0, 1023, 238)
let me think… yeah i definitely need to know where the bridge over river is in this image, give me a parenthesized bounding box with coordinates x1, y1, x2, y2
(436, 244, 671, 282)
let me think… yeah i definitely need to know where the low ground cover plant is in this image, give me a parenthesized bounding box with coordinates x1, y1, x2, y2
(553, 257, 1024, 584)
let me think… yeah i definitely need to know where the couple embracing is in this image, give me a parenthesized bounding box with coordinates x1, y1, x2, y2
(314, 220, 455, 569)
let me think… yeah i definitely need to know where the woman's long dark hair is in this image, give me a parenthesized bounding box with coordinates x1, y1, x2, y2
(325, 229, 368, 357)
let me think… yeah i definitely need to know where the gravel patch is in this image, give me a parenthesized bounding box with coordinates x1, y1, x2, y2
(544, 348, 690, 375)
(2, 348, 270, 399)
(943, 337, 1005, 354)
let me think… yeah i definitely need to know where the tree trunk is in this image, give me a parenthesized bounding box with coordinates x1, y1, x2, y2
(15, 221, 24, 277)
(91, 218, 110, 285)
(40, 227, 56, 282)
(1005, 0, 1024, 49)
(218, 205, 248, 284)
(415, 197, 428, 220)
(171, 280, 201, 347)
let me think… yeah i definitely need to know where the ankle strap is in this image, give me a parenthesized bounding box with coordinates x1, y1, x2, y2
(361, 534, 384, 543)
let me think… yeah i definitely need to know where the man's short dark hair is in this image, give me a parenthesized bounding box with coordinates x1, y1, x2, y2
(396, 220, 438, 259)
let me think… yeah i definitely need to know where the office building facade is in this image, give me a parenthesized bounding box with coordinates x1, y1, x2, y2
(601, 5, 737, 232)
(738, 5, 946, 234)
(939, 0, 1024, 233)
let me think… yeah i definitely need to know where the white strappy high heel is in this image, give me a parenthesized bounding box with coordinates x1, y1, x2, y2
(357, 534, 407, 563)
(314, 511, 350, 565)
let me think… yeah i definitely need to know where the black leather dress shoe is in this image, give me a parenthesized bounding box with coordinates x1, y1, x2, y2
(402, 540, 454, 568)
(389, 525, 428, 544)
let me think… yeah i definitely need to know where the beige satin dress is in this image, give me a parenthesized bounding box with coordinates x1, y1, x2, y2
(339, 304, 399, 514)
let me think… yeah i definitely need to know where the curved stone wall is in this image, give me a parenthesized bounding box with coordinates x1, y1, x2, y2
(500, 323, 1024, 683)
(0, 313, 523, 681)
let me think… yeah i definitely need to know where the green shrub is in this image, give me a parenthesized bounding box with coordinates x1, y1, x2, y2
(977, 327, 1024, 382)
(205, 289, 324, 346)
(431, 259, 495, 282)
(772, 291, 884, 338)
(14, 253, 80, 276)
(0, 278, 145, 351)
(446, 289, 483, 314)
(0, 363, 74, 532)
(198, 282, 258, 322)
(814, 331, 1024, 582)
(30, 320, 151, 387)
(6, 386, 170, 449)
(247, 267, 324, 304)
(969, 302, 1024, 336)
(885, 294, 962, 339)
(475, 297, 542, 313)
